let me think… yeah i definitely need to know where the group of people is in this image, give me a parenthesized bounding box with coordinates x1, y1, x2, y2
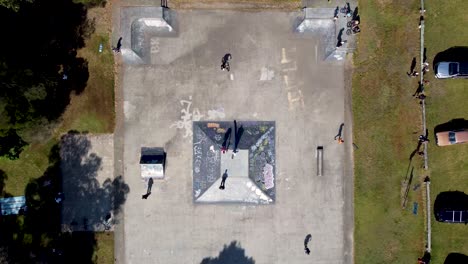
(407, 70, 419, 77)
(335, 4, 361, 48)
(348, 20, 361, 34)
(407, 63, 429, 77)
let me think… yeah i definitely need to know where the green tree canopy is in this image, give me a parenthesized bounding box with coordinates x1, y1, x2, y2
(0, 0, 91, 159)
(0, 0, 33, 12)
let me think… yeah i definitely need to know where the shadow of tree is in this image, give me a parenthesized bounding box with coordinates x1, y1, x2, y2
(0, 170, 6, 196)
(444, 253, 468, 264)
(0, 132, 129, 262)
(60, 133, 129, 231)
(0, 129, 28, 160)
(200, 241, 255, 264)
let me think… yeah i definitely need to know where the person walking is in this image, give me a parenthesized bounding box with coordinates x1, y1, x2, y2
(334, 123, 344, 140)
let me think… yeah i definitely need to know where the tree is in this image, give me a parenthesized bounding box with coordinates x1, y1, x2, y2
(0, 0, 33, 12)
(0, 129, 27, 159)
(0, 0, 92, 156)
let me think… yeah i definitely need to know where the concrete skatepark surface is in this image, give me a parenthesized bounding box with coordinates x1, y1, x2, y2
(118, 8, 352, 264)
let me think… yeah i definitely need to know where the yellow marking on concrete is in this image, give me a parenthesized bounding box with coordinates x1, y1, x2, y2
(281, 48, 290, 64)
(287, 90, 305, 110)
(281, 61, 297, 72)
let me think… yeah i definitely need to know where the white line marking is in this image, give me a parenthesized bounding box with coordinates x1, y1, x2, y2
(281, 48, 289, 64)
(315, 45, 318, 64)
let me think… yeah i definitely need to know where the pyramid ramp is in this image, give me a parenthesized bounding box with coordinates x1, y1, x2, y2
(196, 176, 273, 204)
(325, 47, 348, 61)
(192, 121, 276, 204)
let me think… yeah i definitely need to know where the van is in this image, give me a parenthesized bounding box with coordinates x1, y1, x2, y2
(435, 129, 468, 146)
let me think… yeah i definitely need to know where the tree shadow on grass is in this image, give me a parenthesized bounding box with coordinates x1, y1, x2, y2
(0, 170, 7, 196)
(200, 241, 255, 264)
(0, 132, 129, 262)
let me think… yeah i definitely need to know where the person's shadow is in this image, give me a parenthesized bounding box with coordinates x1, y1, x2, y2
(234, 125, 244, 151)
(412, 81, 423, 96)
(222, 128, 232, 151)
(352, 7, 359, 21)
(116, 37, 122, 50)
(409, 57, 416, 74)
(219, 170, 228, 190)
(337, 28, 344, 46)
(113, 37, 123, 52)
(304, 234, 311, 255)
(409, 141, 423, 161)
(142, 178, 153, 199)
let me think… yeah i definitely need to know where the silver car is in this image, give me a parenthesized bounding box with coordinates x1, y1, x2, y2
(435, 61, 468, 79)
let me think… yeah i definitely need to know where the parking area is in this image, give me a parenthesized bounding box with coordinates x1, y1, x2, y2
(120, 9, 352, 264)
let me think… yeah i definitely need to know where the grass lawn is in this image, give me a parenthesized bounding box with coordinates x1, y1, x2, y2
(353, 0, 426, 263)
(354, 0, 468, 263)
(424, 0, 468, 262)
(94, 232, 114, 264)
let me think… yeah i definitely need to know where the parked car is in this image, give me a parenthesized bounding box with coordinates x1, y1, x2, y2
(435, 209, 468, 224)
(435, 129, 468, 146)
(435, 61, 468, 78)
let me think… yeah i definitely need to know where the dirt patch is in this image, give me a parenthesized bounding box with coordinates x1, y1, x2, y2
(58, 4, 115, 133)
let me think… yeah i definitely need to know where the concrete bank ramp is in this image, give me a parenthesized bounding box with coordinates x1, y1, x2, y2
(296, 8, 344, 61)
(121, 7, 176, 64)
